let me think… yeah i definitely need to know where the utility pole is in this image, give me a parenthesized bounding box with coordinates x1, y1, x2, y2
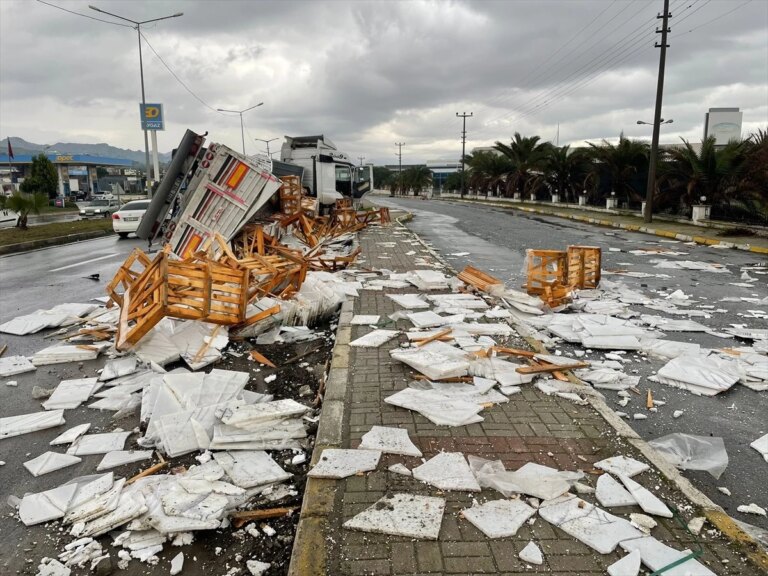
(456, 112, 473, 197)
(644, 0, 671, 224)
(255, 137, 278, 158)
(217, 103, 264, 155)
(358, 156, 365, 166)
(395, 143, 404, 196)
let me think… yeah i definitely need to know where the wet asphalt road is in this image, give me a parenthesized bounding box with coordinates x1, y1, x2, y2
(376, 195, 768, 530)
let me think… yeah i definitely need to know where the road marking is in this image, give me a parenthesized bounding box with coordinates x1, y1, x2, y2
(50, 253, 121, 272)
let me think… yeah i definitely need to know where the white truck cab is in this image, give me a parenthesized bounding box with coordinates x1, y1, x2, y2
(279, 135, 368, 206)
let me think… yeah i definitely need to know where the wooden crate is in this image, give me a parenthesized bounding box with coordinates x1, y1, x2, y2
(567, 245, 602, 289)
(525, 249, 567, 295)
(106, 248, 152, 307)
(279, 175, 303, 215)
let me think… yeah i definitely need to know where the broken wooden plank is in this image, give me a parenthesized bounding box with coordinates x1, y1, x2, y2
(249, 350, 276, 368)
(414, 328, 452, 347)
(231, 506, 298, 528)
(516, 361, 589, 374)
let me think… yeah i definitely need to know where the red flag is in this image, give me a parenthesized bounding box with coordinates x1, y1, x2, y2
(7, 139, 13, 160)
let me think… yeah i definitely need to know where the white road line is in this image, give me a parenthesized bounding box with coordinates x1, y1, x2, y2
(49, 253, 121, 272)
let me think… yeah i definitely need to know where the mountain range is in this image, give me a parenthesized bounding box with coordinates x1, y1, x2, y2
(5, 137, 172, 165)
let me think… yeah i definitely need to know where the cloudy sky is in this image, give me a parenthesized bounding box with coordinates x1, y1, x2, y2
(1, 0, 766, 164)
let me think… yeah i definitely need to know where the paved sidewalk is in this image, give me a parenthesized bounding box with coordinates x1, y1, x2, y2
(435, 195, 768, 254)
(290, 220, 764, 576)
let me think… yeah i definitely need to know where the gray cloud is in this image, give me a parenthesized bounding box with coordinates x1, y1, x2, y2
(1, 0, 765, 165)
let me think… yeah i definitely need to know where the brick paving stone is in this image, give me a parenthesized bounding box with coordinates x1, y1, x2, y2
(318, 222, 764, 576)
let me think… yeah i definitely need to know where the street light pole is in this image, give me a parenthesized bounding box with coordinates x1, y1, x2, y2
(217, 103, 264, 155)
(89, 5, 183, 194)
(456, 112, 473, 198)
(255, 137, 279, 158)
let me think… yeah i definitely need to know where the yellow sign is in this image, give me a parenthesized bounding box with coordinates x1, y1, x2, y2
(144, 106, 161, 119)
(55, 155, 73, 162)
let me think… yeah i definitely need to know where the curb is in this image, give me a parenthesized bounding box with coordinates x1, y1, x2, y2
(440, 198, 768, 255)
(397, 210, 768, 571)
(0, 229, 114, 255)
(288, 297, 355, 576)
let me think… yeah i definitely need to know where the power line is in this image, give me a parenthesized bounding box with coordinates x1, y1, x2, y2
(35, 0, 132, 27)
(679, 0, 752, 34)
(139, 31, 224, 115)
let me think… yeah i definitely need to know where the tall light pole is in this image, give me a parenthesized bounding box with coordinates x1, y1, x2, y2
(89, 5, 183, 192)
(643, 0, 671, 223)
(217, 103, 264, 155)
(395, 143, 404, 196)
(456, 112, 473, 197)
(255, 137, 279, 158)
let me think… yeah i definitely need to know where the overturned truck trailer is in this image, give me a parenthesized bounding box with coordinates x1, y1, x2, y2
(137, 130, 282, 254)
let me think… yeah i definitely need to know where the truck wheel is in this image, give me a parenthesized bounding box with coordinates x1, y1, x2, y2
(118, 232, 129, 239)
(103, 212, 111, 218)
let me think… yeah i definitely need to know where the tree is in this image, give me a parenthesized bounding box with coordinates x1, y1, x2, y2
(494, 133, 553, 199)
(372, 166, 394, 191)
(20, 153, 58, 199)
(587, 135, 649, 206)
(401, 166, 432, 195)
(465, 151, 513, 197)
(543, 145, 592, 203)
(443, 172, 463, 192)
(738, 129, 768, 211)
(6, 192, 48, 229)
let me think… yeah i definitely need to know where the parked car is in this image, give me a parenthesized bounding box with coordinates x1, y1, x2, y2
(80, 198, 119, 219)
(112, 199, 150, 238)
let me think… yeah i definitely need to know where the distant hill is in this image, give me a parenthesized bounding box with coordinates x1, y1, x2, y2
(6, 137, 173, 164)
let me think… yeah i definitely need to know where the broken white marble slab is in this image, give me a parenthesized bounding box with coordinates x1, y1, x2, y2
(388, 463, 411, 476)
(619, 475, 673, 518)
(384, 388, 484, 426)
(0, 355, 37, 377)
(308, 448, 381, 479)
(36, 558, 71, 576)
(596, 473, 637, 507)
(67, 431, 131, 456)
(518, 541, 543, 565)
(412, 452, 481, 492)
(462, 499, 536, 538)
(349, 329, 400, 348)
(358, 426, 422, 457)
(350, 315, 381, 325)
(343, 493, 445, 539)
(73, 491, 148, 538)
(24, 451, 82, 477)
(750, 433, 768, 463)
(19, 483, 79, 525)
(620, 536, 717, 576)
(607, 550, 641, 576)
(581, 335, 642, 350)
(246, 560, 270, 576)
(507, 462, 575, 500)
(43, 378, 102, 410)
(96, 450, 153, 471)
(594, 456, 650, 478)
(213, 450, 292, 488)
(98, 358, 138, 382)
(0, 409, 65, 440)
(656, 355, 739, 396)
(63, 476, 123, 525)
(219, 399, 308, 429)
(386, 293, 430, 309)
(407, 310, 460, 329)
(390, 347, 470, 381)
(32, 345, 100, 366)
(538, 494, 644, 554)
(50, 423, 92, 446)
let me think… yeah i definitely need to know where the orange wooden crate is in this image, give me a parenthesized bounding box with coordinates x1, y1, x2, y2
(567, 245, 601, 289)
(525, 249, 567, 295)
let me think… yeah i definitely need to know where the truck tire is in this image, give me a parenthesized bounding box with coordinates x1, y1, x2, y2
(118, 232, 129, 239)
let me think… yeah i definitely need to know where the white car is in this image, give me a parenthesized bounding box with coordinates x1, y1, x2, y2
(112, 200, 150, 238)
(80, 198, 119, 219)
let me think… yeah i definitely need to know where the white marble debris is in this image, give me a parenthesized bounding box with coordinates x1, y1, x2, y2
(349, 329, 400, 348)
(50, 423, 92, 446)
(594, 456, 650, 478)
(219, 398, 308, 428)
(36, 558, 71, 576)
(96, 450, 153, 471)
(214, 451, 292, 488)
(350, 315, 381, 325)
(687, 517, 706, 535)
(750, 433, 768, 463)
(308, 448, 380, 479)
(246, 559, 271, 576)
(0, 355, 37, 377)
(737, 503, 766, 516)
(32, 345, 100, 366)
(67, 431, 132, 456)
(656, 355, 739, 396)
(42, 378, 102, 410)
(19, 483, 79, 525)
(507, 462, 575, 500)
(388, 463, 411, 476)
(343, 493, 445, 540)
(390, 348, 470, 381)
(620, 536, 717, 576)
(412, 452, 481, 492)
(538, 494, 644, 554)
(386, 293, 430, 309)
(0, 409, 65, 440)
(630, 513, 657, 533)
(407, 310, 457, 329)
(73, 491, 149, 537)
(24, 452, 82, 476)
(596, 473, 637, 507)
(385, 389, 484, 426)
(169, 552, 184, 575)
(462, 499, 536, 538)
(607, 550, 641, 576)
(98, 358, 139, 382)
(518, 541, 543, 565)
(619, 475, 673, 518)
(717, 487, 731, 497)
(358, 426, 422, 457)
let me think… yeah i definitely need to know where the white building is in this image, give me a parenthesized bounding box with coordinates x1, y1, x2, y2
(703, 107, 743, 145)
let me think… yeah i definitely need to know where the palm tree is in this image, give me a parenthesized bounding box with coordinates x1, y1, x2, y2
(543, 146, 592, 203)
(587, 135, 649, 206)
(6, 192, 48, 229)
(659, 136, 750, 214)
(494, 133, 553, 199)
(738, 129, 768, 210)
(402, 166, 432, 195)
(465, 151, 514, 197)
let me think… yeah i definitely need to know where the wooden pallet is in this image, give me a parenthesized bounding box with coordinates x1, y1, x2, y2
(525, 249, 567, 295)
(458, 265, 503, 293)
